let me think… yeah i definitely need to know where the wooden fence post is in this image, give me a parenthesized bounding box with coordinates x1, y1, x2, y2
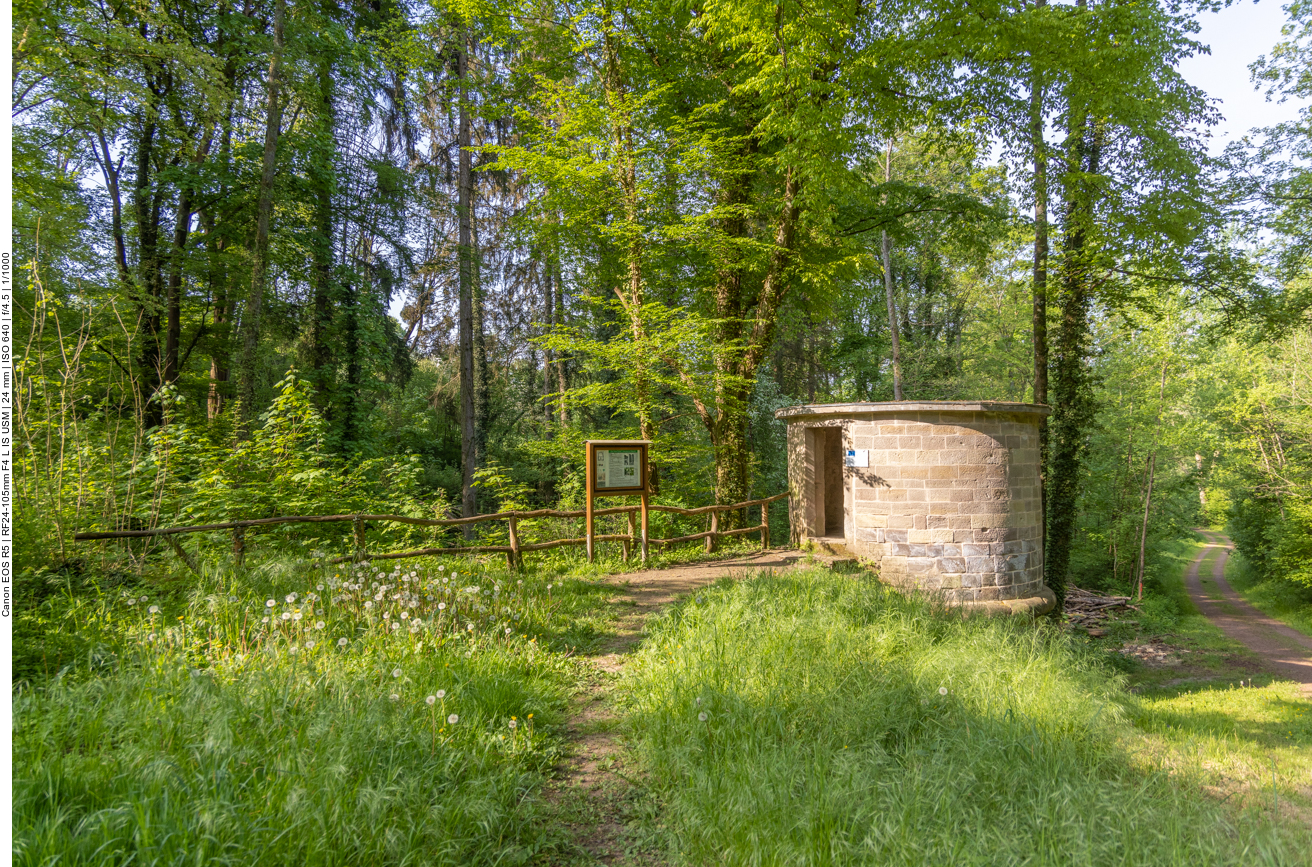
(705, 509, 719, 554)
(353, 515, 366, 562)
(232, 527, 245, 566)
(622, 509, 634, 563)
(761, 501, 770, 552)
(507, 515, 521, 570)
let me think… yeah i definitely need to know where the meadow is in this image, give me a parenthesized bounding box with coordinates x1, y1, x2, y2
(12, 543, 1312, 866)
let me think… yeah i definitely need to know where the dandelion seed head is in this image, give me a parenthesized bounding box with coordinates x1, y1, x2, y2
(390, 693, 399, 701)
(338, 637, 349, 647)
(148, 605, 160, 614)
(315, 621, 325, 630)
(266, 599, 276, 608)
(939, 687, 948, 696)
(281, 612, 292, 620)
(447, 713, 459, 725)
(698, 712, 708, 722)
(436, 689, 446, 699)
(393, 668, 402, 678)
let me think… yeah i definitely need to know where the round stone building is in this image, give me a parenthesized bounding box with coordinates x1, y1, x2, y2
(775, 401, 1055, 615)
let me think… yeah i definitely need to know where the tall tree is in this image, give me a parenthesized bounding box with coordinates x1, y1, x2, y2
(237, 0, 288, 432)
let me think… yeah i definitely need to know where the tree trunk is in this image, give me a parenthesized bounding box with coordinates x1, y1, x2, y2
(203, 209, 231, 419)
(236, 0, 286, 433)
(882, 138, 904, 400)
(1044, 115, 1102, 612)
(132, 111, 163, 427)
(162, 188, 194, 389)
(1136, 360, 1169, 598)
(308, 55, 337, 413)
(458, 24, 481, 529)
(1030, 0, 1051, 584)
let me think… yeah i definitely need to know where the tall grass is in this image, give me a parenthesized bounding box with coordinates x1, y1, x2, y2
(12, 556, 603, 866)
(624, 570, 1303, 865)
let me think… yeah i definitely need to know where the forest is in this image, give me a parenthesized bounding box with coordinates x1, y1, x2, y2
(12, 0, 1312, 596)
(9, 0, 1312, 862)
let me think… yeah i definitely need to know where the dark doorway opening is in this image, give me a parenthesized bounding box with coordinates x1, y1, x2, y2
(806, 426, 845, 539)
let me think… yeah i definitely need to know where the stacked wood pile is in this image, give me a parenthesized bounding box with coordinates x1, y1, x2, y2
(1064, 586, 1140, 637)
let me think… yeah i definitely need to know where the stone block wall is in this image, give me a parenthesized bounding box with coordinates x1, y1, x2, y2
(779, 402, 1048, 605)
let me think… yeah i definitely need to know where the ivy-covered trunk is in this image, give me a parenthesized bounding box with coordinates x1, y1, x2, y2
(1045, 118, 1102, 611)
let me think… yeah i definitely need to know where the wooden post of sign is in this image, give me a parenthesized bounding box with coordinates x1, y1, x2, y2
(640, 490, 649, 563)
(585, 443, 596, 563)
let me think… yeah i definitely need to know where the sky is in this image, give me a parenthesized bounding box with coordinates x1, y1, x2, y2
(1180, 0, 1306, 153)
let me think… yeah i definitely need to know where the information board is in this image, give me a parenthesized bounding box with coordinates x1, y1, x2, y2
(595, 448, 642, 490)
(584, 440, 651, 563)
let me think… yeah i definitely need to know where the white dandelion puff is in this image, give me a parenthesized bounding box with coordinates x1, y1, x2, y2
(315, 621, 325, 630)
(392, 668, 402, 678)
(939, 687, 948, 696)
(148, 605, 160, 615)
(436, 689, 446, 699)
(281, 612, 292, 621)
(426, 695, 437, 706)
(266, 599, 276, 608)
(447, 713, 459, 725)
(698, 712, 708, 722)
(390, 693, 399, 701)
(338, 637, 349, 647)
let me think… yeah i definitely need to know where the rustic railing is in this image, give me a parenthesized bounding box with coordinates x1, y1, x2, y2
(73, 492, 790, 572)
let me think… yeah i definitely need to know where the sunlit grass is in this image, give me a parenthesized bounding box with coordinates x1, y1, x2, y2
(1130, 681, 1312, 829)
(12, 555, 614, 866)
(623, 569, 1309, 865)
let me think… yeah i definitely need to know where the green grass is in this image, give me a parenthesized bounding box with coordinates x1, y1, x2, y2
(12, 554, 618, 866)
(622, 569, 1310, 865)
(1225, 549, 1312, 639)
(1130, 681, 1312, 827)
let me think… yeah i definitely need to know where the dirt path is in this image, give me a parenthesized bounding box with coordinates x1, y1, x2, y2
(1186, 531, 1312, 698)
(544, 550, 813, 864)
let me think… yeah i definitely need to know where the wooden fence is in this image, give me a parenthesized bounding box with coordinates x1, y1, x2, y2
(73, 492, 790, 572)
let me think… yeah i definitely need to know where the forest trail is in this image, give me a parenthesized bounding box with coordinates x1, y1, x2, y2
(1186, 531, 1312, 698)
(544, 550, 813, 864)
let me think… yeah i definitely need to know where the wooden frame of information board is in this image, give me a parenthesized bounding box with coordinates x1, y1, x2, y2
(585, 440, 651, 563)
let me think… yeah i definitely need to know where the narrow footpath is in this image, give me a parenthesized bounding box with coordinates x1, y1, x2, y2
(544, 550, 811, 864)
(1186, 530, 1312, 698)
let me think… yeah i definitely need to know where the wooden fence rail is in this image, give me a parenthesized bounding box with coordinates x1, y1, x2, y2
(74, 492, 790, 572)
